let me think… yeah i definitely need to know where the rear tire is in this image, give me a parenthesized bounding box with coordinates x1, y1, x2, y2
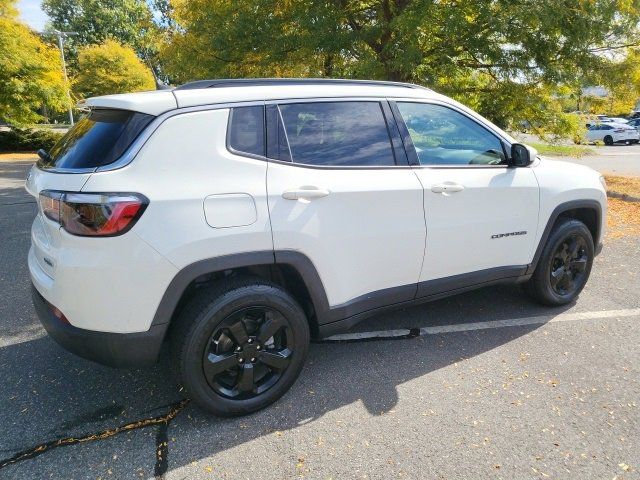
(604, 135, 614, 146)
(171, 277, 310, 416)
(524, 219, 594, 306)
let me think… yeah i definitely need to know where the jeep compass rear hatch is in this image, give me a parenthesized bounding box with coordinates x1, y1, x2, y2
(26, 108, 154, 279)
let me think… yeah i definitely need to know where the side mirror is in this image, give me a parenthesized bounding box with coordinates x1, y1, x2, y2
(510, 143, 537, 167)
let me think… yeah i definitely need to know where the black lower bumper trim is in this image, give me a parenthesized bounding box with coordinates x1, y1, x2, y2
(32, 286, 167, 368)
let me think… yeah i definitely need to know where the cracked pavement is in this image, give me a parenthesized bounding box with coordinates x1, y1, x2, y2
(0, 159, 638, 479)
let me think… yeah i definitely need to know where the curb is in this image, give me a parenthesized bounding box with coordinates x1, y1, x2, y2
(607, 191, 640, 203)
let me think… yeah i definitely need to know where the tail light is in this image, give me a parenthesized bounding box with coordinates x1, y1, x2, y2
(39, 191, 148, 237)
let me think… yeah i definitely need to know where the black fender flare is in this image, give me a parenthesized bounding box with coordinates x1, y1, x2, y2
(526, 199, 602, 275)
(150, 250, 331, 327)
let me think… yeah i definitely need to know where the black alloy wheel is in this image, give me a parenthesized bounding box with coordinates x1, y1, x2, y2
(203, 306, 293, 399)
(604, 135, 614, 146)
(549, 234, 589, 297)
(172, 278, 310, 416)
(524, 218, 594, 306)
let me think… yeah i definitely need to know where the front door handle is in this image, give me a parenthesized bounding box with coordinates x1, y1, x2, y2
(282, 186, 331, 201)
(431, 183, 465, 194)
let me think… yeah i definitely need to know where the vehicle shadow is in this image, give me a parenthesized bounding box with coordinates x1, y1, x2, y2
(0, 283, 576, 478)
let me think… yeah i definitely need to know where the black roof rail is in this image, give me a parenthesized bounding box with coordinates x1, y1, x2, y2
(174, 78, 430, 91)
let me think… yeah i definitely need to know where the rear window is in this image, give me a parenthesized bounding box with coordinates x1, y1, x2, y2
(228, 106, 265, 156)
(39, 109, 154, 170)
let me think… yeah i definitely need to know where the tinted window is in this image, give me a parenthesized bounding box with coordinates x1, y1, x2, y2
(266, 105, 291, 161)
(228, 106, 265, 156)
(277, 102, 395, 166)
(397, 102, 506, 166)
(41, 109, 154, 169)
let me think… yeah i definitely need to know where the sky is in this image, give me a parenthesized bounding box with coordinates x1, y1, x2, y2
(17, 0, 48, 31)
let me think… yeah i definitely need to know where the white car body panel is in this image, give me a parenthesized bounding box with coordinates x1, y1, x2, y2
(414, 167, 540, 281)
(267, 162, 425, 307)
(29, 231, 178, 333)
(81, 109, 273, 269)
(27, 163, 180, 333)
(531, 158, 607, 246)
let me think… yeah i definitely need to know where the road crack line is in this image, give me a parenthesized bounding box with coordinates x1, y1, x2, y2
(0, 399, 190, 473)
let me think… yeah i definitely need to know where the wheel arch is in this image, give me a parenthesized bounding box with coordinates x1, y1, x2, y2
(152, 251, 331, 339)
(527, 199, 602, 275)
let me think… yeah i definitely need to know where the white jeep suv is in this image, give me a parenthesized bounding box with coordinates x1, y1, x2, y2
(26, 79, 606, 416)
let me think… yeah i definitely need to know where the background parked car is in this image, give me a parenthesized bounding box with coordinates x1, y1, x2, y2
(603, 117, 629, 124)
(627, 118, 640, 130)
(585, 123, 640, 145)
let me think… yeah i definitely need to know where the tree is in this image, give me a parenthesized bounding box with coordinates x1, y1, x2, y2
(42, 0, 156, 57)
(160, 0, 640, 136)
(595, 49, 640, 115)
(73, 40, 155, 98)
(0, 0, 67, 124)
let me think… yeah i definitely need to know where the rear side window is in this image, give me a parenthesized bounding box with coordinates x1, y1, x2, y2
(228, 106, 265, 156)
(277, 102, 395, 167)
(41, 109, 154, 169)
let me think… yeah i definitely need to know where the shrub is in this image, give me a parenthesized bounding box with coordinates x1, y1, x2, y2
(0, 127, 63, 152)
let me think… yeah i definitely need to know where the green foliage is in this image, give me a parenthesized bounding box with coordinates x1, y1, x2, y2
(597, 50, 640, 116)
(0, 0, 68, 125)
(527, 142, 594, 158)
(42, 0, 156, 56)
(0, 127, 64, 152)
(74, 40, 156, 98)
(160, 0, 640, 139)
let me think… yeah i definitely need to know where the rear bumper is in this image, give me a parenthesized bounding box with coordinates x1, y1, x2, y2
(32, 285, 167, 368)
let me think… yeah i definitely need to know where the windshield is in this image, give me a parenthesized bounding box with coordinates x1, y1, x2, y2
(39, 109, 154, 170)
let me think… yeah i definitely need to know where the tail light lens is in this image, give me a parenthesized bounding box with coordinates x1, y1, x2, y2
(39, 191, 148, 237)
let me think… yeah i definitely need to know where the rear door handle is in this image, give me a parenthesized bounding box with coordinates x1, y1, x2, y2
(282, 186, 331, 200)
(431, 183, 465, 194)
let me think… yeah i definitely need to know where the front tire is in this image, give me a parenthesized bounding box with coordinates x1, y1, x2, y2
(171, 278, 310, 416)
(604, 135, 614, 146)
(524, 219, 594, 306)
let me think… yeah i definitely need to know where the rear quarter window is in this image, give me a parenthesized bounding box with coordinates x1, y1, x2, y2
(40, 109, 154, 170)
(227, 106, 265, 157)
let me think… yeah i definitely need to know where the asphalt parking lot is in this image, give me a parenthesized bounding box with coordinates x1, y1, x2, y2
(0, 158, 638, 479)
(567, 143, 640, 177)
